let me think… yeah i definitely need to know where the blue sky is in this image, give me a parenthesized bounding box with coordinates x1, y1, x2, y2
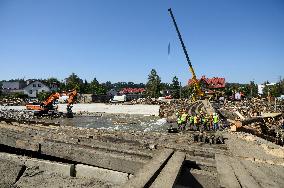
(0, 0, 283, 85)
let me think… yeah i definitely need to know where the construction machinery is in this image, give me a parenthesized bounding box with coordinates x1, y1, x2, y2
(26, 89, 77, 118)
(168, 8, 205, 101)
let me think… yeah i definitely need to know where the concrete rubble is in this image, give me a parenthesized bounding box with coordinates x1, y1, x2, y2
(0, 97, 25, 106)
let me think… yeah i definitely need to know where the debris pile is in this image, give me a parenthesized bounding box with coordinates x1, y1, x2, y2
(130, 98, 166, 105)
(0, 97, 25, 106)
(130, 98, 193, 118)
(0, 109, 35, 121)
(159, 99, 192, 118)
(220, 98, 284, 119)
(218, 98, 284, 146)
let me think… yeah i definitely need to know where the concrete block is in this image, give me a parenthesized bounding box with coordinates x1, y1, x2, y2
(0, 152, 25, 165)
(15, 139, 39, 152)
(0, 159, 25, 185)
(151, 151, 185, 188)
(0, 152, 73, 177)
(229, 157, 261, 188)
(215, 154, 241, 188)
(122, 149, 174, 188)
(41, 141, 145, 174)
(25, 158, 74, 177)
(76, 164, 131, 184)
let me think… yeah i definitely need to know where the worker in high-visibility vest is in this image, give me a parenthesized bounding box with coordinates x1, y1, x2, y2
(213, 113, 219, 130)
(209, 114, 213, 130)
(189, 115, 194, 130)
(194, 115, 199, 131)
(179, 109, 188, 131)
(176, 110, 182, 127)
(203, 114, 209, 131)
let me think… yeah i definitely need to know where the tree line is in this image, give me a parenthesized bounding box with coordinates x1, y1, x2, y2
(0, 70, 283, 99)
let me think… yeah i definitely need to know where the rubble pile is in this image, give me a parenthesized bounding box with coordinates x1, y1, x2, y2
(159, 99, 192, 118)
(0, 109, 35, 121)
(130, 98, 167, 105)
(130, 98, 193, 118)
(0, 97, 25, 106)
(218, 98, 284, 146)
(220, 98, 284, 118)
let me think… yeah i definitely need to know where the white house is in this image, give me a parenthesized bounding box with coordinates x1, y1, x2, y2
(258, 83, 276, 95)
(23, 81, 51, 98)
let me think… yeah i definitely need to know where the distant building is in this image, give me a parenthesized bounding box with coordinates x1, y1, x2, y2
(23, 81, 51, 98)
(258, 83, 276, 95)
(188, 75, 225, 93)
(119, 88, 145, 95)
(1, 81, 26, 94)
(49, 82, 59, 91)
(119, 88, 146, 101)
(107, 89, 118, 96)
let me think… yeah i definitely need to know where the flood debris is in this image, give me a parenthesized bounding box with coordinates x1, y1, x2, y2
(217, 97, 284, 146)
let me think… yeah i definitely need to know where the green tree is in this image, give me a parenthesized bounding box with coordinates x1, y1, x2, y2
(45, 77, 60, 85)
(82, 79, 90, 93)
(249, 81, 258, 97)
(171, 76, 180, 99)
(65, 73, 83, 92)
(89, 78, 107, 95)
(146, 69, 161, 98)
(181, 85, 193, 99)
(102, 81, 113, 91)
(37, 91, 52, 102)
(263, 83, 282, 97)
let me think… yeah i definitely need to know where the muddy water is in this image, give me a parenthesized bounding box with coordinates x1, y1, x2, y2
(56, 114, 173, 132)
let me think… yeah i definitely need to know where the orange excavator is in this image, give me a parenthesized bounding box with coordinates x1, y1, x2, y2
(26, 89, 77, 117)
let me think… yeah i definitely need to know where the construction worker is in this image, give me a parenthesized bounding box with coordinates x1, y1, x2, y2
(203, 114, 209, 131)
(209, 114, 213, 130)
(176, 110, 182, 129)
(181, 109, 189, 130)
(194, 115, 199, 131)
(199, 112, 204, 131)
(213, 113, 219, 130)
(189, 114, 194, 130)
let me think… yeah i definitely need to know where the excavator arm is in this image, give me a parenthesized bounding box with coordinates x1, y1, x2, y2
(66, 90, 77, 107)
(42, 92, 61, 107)
(65, 89, 77, 118)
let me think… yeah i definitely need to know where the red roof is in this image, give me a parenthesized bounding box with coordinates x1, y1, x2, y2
(188, 75, 225, 89)
(119, 88, 146, 94)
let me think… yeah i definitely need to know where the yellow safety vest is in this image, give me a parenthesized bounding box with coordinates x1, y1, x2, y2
(213, 115, 218, 123)
(181, 113, 187, 122)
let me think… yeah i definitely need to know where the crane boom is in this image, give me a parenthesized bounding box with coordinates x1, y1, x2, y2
(168, 8, 197, 79)
(168, 8, 204, 99)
